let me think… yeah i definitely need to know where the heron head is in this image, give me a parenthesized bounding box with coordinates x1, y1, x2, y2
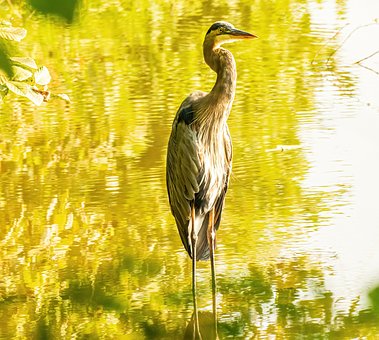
(205, 21, 257, 48)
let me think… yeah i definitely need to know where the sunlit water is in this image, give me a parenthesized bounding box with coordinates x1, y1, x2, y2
(1, 0, 379, 338)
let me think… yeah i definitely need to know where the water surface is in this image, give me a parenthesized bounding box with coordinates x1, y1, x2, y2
(1, 0, 379, 338)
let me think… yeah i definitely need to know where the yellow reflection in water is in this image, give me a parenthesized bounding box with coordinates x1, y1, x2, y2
(1, 0, 379, 338)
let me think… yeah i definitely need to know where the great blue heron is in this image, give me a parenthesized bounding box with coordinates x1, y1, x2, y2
(166, 21, 257, 336)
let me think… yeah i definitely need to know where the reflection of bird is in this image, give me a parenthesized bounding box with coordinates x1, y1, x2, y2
(166, 21, 257, 337)
(183, 311, 217, 340)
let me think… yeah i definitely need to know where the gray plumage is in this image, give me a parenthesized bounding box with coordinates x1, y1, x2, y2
(166, 21, 256, 261)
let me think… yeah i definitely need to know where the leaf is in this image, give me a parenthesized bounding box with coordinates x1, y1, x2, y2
(0, 43, 13, 78)
(12, 66, 33, 81)
(28, 0, 80, 23)
(54, 93, 71, 102)
(5, 81, 44, 105)
(0, 84, 8, 102)
(10, 57, 38, 70)
(0, 71, 7, 84)
(34, 66, 51, 85)
(32, 88, 50, 102)
(0, 21, 12, 27)
(0, 26, 27, 42)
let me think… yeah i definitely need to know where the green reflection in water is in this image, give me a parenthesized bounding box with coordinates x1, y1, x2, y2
(1, 0, 378, 338)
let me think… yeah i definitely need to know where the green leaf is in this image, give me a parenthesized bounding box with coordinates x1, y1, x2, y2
(0, 84, 8, 102)
(12, 66, 33, 81)
(28, 0, 81, 23)
(10, 57, 38, 70)
(5, 81, 44, 105)
(34, 66, 51, 85)
(0, 44, 13, 78)
(0, 25, 27, 42)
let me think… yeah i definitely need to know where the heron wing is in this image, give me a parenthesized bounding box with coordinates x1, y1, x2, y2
(166, 92, 206, 256)
(167, 92, 233, 260)
(214, 124, 233, 230)
(194, 124, 232, 259)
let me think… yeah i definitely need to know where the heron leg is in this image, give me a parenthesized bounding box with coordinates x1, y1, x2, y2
(208, 208, 218, 337)
(191, 203, 202, 340)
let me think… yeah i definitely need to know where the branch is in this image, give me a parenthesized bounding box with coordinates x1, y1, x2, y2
(326, 21, 379, 65)
(356, 62, 379, 75)
(311, 23, 349, 65)
(354, 50, 379, 64)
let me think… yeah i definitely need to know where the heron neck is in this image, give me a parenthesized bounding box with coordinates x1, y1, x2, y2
(200, 43, 237, 123)
(212, 49, 236, 106)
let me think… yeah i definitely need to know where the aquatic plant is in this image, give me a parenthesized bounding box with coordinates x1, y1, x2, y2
(0, 21, 69, 105)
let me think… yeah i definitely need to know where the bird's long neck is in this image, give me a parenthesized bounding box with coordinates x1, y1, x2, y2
(194, 41, 237, 127)
(206, 46, 237, 107)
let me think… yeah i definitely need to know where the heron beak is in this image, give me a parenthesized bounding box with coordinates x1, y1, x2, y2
(229, 28, 258, 39)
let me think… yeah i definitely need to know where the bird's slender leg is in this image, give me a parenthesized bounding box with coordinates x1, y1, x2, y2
(191, 203, 202, 339)
(208, 208, 218, 337)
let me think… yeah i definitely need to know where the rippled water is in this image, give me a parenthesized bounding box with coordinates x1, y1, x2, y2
(1, 0, 379, 338)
